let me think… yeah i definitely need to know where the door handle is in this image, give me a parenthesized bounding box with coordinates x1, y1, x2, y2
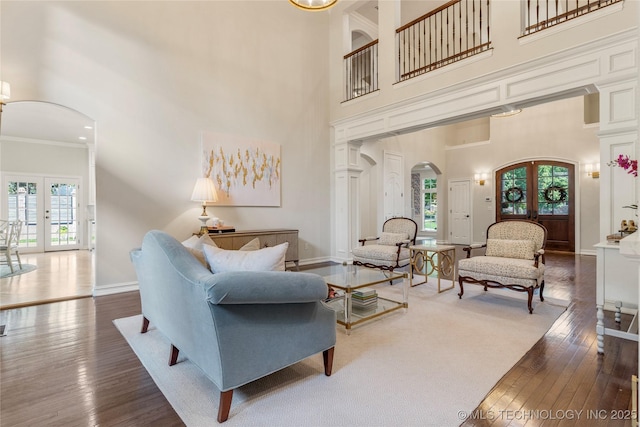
(526, 210, 531, 219)
(532, 210, 538, 220)
(465, 215, 470, 218)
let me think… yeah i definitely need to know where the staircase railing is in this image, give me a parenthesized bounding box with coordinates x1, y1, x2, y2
(396, 0, 491, 82)
(523, 0, 623, 36)
(344, 39, 379, 102)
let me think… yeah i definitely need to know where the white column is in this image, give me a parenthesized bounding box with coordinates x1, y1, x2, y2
(334, 139, 363, 262)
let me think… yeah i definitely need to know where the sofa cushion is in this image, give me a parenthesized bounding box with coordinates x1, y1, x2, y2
(458, 256, 543, 281)
(203, 242, 288, 273)
(352, 244, 410, 266)
(182, 234, 217, 267)
(485, 238, 535, 260)
(378, 232, 408, 246)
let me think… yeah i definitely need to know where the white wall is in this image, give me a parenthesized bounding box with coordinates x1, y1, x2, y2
(1, 1, 332, 291)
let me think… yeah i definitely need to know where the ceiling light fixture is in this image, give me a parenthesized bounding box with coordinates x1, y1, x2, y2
(491, 108, 522, 118)
(288, 0, 338, 11)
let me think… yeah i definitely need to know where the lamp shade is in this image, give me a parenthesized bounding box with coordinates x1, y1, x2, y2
(289, 0, 338, 11)
(191, 177, 218, 202)
(0, 81, 10, 101)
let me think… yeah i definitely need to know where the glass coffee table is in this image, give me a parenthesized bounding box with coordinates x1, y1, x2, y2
(305, 264, 408, 334)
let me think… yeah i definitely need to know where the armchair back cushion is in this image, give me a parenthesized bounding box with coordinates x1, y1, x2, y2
(485, 238, 535, 260)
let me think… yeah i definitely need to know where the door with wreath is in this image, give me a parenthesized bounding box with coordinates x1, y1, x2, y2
(496, 161, 575, 252)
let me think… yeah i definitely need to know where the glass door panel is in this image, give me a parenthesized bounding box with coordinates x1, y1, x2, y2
(45, 178, 79, 251)
(6, 178, 43, 252)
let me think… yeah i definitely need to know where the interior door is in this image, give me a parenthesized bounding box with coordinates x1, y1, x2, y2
(496, 161, 574, 252)
(4, 175, 43, 253)
(449, 180, 471, 244)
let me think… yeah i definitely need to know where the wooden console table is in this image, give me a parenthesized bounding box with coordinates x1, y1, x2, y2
(208, 229, 299, 269)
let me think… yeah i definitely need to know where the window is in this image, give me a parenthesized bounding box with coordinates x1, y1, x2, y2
(422, 177, 437, 231)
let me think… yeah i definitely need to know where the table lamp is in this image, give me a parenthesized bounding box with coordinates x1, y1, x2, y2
(191, 177, 218, 235)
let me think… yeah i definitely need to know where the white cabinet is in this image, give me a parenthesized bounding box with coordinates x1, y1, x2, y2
(595, 242, 639, 354)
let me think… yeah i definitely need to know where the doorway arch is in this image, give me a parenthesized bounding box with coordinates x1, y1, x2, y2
(0, 100, 96, 305)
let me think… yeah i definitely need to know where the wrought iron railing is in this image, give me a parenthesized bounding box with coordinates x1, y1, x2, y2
(523, 0, 623, 36)
(344, 39, 378, 102)
(396, 0, 491, 82)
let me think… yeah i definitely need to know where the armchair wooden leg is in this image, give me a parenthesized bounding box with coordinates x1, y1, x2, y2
(169, 344, 179, 366)
(458, 277, 464, 299)
(539, 280, 545, 302)
(323, 347, 335, 376)
(141, 316, 150, 333)
(217, 390, 233, 423)
(527, 288, 534, 314)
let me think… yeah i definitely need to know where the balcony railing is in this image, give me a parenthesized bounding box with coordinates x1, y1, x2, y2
(344, 39, 379, 102)
(396, 0, 491, 82)
(523, 0, 623, 35)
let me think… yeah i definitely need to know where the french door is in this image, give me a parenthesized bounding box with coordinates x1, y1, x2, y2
(496, 161, 575, 252)
(4, 175, 81, 252)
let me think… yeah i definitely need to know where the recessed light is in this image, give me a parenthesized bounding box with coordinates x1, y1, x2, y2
(79, 136, 87, 140)
(84, 125, 93, 129)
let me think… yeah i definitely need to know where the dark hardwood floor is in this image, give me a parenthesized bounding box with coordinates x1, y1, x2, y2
(0, 252, 636, 426)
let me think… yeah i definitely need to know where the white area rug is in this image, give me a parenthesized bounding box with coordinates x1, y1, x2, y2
(114, 281, 568, 427)
(0, 264, 37, 278)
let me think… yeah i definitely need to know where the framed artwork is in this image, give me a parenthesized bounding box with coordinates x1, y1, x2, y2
(200, 132, 281, 207)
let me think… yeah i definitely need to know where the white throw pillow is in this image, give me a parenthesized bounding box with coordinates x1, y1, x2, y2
(182, 234, 217, 267)
(203, 242, 289, 273)
(239, 237, 260, 251)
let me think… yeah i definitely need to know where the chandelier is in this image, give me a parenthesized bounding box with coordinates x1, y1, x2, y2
(289, 0, 338, 11)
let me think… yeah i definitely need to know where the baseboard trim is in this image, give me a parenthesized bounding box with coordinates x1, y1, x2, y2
(93, 281, 139, 297)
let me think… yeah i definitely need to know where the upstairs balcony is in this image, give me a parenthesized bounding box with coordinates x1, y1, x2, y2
(343, 0, 624, 102)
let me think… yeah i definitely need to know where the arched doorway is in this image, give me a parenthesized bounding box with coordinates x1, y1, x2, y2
(410, 162, 442, 239)
(496, 160, 575, 252)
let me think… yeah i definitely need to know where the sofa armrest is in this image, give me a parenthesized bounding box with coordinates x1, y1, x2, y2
(205, 271, 328, 305)
(462, 243, 486, 258)
(359, 236, 379, 245)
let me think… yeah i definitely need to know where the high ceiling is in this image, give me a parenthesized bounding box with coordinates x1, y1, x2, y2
(1, 101, 95, 146)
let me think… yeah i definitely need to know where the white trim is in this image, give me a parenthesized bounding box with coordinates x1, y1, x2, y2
(445, 139, 491, 151)
(93, 281, 139, 297)
(0, 135, 89, 149)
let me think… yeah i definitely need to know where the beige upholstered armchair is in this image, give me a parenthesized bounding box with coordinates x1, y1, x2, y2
(457, 220, 547, 314)
(352, 217, 418, 273)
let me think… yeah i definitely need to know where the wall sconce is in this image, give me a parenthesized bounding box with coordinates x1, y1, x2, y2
(585, 163, 600, 179)
(474, 173, 487, 186)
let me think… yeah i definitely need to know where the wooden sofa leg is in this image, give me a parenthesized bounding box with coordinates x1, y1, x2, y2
(323, 347, 335, 376)
(141, 316, 150, 333)
(217, 390, 233, 423)
(457, 277, 464, 299)
(169, 344, 179, 366)
(539, 280, 545, 302)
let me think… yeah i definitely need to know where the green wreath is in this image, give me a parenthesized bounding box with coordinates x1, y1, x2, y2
(505, 186, 524, 203)
(543, 185, 567, 203)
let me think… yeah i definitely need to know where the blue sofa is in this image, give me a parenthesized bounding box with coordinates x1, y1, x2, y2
(130, 230, 336, 422)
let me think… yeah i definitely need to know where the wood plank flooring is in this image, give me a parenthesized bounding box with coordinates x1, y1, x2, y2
(0, 252, 637, 426)
(0, 250, 93, 309)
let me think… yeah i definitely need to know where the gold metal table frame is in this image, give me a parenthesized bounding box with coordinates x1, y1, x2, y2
(409, 243, 456, 293)
(305, 264, 408, 335)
